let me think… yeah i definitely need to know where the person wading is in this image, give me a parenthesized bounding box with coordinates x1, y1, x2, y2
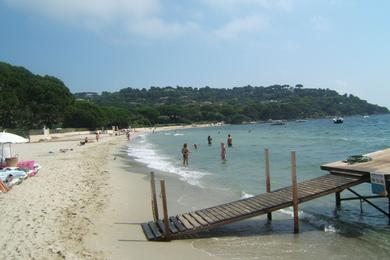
(181, 143, 190, 167)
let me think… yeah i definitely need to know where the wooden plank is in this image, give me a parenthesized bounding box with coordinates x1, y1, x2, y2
(240, 199, 266, 210)
(197, 210, 217, 223)
(221, 204, 243, 216)
(306, 176, 345, 186)
(142, 223, 156, 240)
(169, 216, 186, 232)
(296, 184, 322, 194)
(253, 194, 289, 208)
(212, 206, 235, 219)
(183, 213, 201, 228)
(148, 221, 162, 238)
(237, 200, 258, 212)
(157, 219, 178, 234)
(201, 209, 222, 222)
(249, 197, 275, 208)
(207, 208, 227, 221)
(217, 204, 238, 217)
(177, 215, 194, 230)
(208, 207, 229, 220)
(301, 181, 341, 192)
(190, 212, 209, 226)
(258, 194, 286, 205)
(230, 201, 254, 213)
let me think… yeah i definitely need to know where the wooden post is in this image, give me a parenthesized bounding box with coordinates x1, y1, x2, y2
(264, 148, 272, 221)
(150, 172, 159, 222)
(335, 191, 341, 208)
(291, 151, 299, 233)
(160, 180, 170, 240)
(387, 181, 390, 225)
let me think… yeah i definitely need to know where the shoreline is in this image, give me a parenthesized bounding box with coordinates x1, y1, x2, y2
(0, 125, 220, 259)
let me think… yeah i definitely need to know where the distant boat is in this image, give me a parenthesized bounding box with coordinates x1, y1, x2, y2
(363, 115, 370, 118)
(295, 119, 307, 123)
(333, 117, 344, 124)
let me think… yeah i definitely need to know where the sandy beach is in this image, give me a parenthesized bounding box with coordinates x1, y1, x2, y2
(0, 127, 219, 259)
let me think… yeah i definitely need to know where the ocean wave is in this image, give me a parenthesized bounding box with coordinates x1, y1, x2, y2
(278, 207, 339, 233)
(127, 135, 208, 187)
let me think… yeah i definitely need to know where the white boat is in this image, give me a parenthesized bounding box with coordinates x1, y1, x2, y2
(333, 117, 344, 124)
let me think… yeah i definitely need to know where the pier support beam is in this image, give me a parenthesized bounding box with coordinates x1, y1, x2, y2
(160, 180, 170, 241)
(150, 172, 159, 222)
(387, 181, 390, 225)
(335, 191, 341, 209)
(291, 151, 299, 234)
(264, 148, 272, 221)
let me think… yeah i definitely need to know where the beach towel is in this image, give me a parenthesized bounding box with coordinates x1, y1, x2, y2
(0, 168, 28, 181)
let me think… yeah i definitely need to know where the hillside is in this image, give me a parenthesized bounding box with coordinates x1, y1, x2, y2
(75, 85, 389, 124)
(1, 61, 388, 130)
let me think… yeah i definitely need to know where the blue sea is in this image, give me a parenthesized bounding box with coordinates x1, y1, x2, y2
(127, 114, 390, 259)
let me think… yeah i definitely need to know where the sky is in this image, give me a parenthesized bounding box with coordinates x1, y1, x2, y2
(0, 0, 389, 108)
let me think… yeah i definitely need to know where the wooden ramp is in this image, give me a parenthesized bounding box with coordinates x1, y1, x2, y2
(142, 173, 366, 241)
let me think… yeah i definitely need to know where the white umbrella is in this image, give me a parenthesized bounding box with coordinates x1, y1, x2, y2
(0, 132, 29, 143)
(0, 132, 29, 164)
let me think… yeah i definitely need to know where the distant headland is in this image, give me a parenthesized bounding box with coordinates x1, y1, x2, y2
(1, 61, 388, 132)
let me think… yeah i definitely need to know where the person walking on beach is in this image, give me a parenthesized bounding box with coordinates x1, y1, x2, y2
(227, 134, 233, 147)
(181, 143, 190, 167)
(95, 132, 100, 142)
(207, 135, 212, 145)
(221, 142, 227, 161)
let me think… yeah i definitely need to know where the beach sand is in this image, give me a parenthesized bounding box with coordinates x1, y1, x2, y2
(0, 128, 219, 259)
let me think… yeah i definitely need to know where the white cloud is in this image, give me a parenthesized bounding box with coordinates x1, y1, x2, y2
(215, 15, 267, 39)
(203, 0, 294, 11)
(4, 0, 197, 39)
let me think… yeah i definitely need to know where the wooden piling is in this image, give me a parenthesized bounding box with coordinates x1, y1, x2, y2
(335, 191, 341, 208)
(150, 172, 159, 222)
(160, 180, 170, 240)
(264, 148, 272, 221)
(387, 181, 390, 225)
(291, 151, 299, 233)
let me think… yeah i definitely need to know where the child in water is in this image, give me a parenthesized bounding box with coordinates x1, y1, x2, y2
(220, 142, 226, 161)
(181, 143, 190, 166)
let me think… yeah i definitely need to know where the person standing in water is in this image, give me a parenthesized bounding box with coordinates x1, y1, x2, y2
(207, 135, 212, 145)
(221, 142, 227, 161)
(227, 134, 233, 147)
(181, 143, 190, 166)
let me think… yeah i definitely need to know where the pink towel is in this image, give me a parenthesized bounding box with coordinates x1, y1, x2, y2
(17, 160, 35, 170)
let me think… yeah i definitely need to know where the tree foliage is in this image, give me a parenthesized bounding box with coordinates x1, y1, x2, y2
(1, 61, 388, 130)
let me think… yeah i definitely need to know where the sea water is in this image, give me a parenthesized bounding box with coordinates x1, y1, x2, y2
(127, 114, 390, 259)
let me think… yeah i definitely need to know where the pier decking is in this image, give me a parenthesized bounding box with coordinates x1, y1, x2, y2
(142, 173, 366, 241)
(321, 148, 390, 179)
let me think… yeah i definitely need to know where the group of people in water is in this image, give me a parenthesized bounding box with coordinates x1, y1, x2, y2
(181, 134, 233, 166)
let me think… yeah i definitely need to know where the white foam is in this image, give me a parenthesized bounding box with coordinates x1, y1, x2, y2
(174, 133, 184, 136)
(240, 191, 254, 199)
(278, 207, 339, 233)
(127, 135, 208, 187)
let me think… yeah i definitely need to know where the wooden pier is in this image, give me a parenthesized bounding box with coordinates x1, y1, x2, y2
(142, 149, 390, 241)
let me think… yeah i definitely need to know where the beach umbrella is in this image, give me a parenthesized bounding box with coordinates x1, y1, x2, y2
(0, 132, 29, 163)
(0, 132, 29, 144)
